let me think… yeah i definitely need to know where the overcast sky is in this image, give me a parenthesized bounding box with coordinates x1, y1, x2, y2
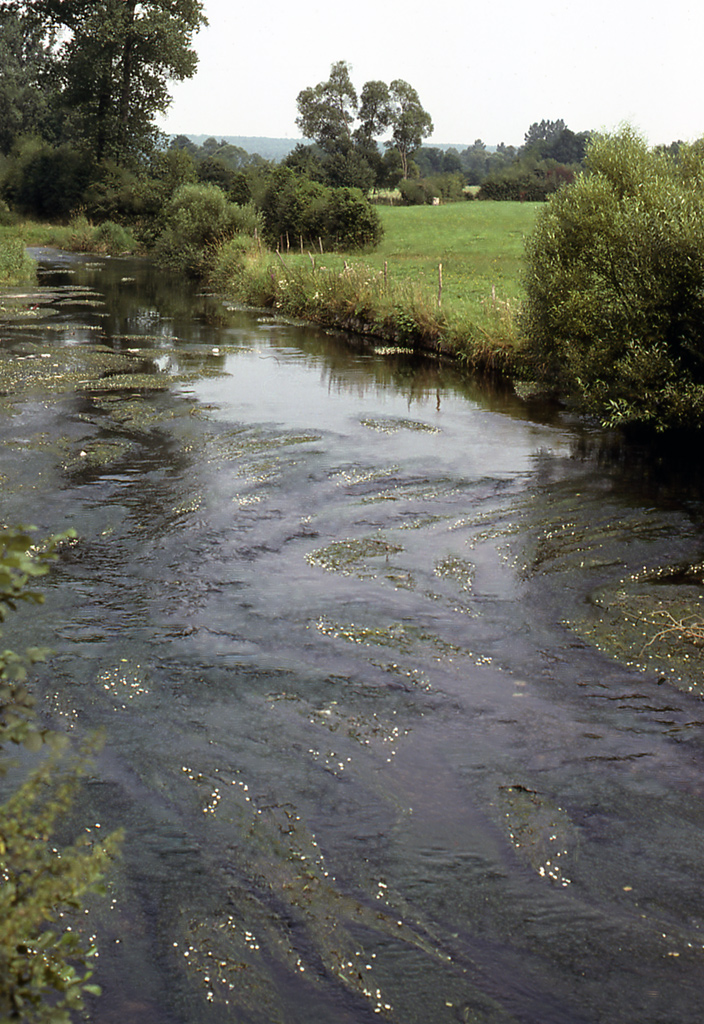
(157, 0, 704, 148)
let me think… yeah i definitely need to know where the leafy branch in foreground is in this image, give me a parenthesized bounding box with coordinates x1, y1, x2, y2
(0, 525, 122, 1023)
(0, 526, 75, 756)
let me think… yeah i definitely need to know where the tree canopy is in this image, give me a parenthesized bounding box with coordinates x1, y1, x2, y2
(0, 7, 56, 153)
(0, 0, 207, 162)
(295, 62, 433, 184)
(387, 79, 434, 179)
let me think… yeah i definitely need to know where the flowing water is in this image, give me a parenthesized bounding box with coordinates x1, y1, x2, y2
(2, 250, 704, 1024)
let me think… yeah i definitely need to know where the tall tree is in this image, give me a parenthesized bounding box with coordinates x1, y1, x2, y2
(295, 63, 433, 185)
(521, 119, 590, 165)
(523, 119, 567, 148)
(0, 7, 57, 153)
(295, 60, 358, 151)
(388, 79, 433, 179)
(5, 0, 206, 163)
(355, 80, 393, 143)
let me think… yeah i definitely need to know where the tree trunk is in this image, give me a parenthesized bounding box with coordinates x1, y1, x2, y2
(117, 0, 137, 161)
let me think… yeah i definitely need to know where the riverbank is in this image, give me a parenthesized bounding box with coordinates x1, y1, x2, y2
(0, 217, 140, 275)
(209, 202, 538, 377)
(1, 202, 537, 375)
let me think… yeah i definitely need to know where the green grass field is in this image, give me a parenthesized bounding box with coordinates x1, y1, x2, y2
(257, 200, 542, 364)
(374, 201, 540, 311)
(276, 201, 540, 333)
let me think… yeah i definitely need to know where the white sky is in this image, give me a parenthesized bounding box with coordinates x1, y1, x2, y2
(157, 0, 704, 148)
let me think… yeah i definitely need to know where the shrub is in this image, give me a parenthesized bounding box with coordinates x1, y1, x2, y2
(522, 127, 704, 430)
(82, 160, 142, 223)
(0, 525, 121, 1023)
(479, 159, 575, 201)
(197, 155, 236, 191)
(228, 171, 252, 206)
(260, 167, 328, 248)
(430, 172, 467, 202)
(260, 167, 382, 250)
(124, 150, 199, 247)
(0, 199, 15, 226)
(398, 178, 437, 205)
(2, 138, 95, 220)
(95, 219, 136, 254)
(398, 173, 466, 205)
(0, 237, 35, 284)
(327, 187, 383, 248)
(155, 182, 262, 277)
(207, 234, 259, 292)
(64, 216, 137, 255)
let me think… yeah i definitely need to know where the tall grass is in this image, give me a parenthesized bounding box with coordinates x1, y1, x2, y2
(0, 217, 139, 259)
(0, 237, 36, 285)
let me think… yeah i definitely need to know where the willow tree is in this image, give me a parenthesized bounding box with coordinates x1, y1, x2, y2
(523, 128, 704, 431)
(4, 0, 206, 162)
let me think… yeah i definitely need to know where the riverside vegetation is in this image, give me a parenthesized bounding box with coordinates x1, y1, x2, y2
(207, 199, 537, 375)
(5, 127, 704, 432)
(0, 197, 535, 377)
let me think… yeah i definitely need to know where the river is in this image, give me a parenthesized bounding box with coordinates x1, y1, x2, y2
(2, 249, 704, 1024)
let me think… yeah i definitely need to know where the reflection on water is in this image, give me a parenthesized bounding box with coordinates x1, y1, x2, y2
(2, 250, 704, 1024)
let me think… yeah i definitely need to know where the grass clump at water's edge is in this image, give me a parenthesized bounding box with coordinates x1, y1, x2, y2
(209, 202, 540, 376)
(0, 217, 140, 271)
(0, 235, 37, 286)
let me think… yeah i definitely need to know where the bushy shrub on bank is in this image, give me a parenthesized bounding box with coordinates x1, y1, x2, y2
(66, 215, 138, 255)
(154, 182, 262, 277)
(523, 128, 704, 431)
(260, 167, 382, 251)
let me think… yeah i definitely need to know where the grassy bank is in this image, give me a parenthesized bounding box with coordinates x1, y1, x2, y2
(2, 203, 538, 376)
(210, 202, 539, 375)
(0, 217, 140, 284)
(0, 236, 36, 285)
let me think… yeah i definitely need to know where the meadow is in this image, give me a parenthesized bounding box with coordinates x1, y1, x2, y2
(348, 201, 537, 313)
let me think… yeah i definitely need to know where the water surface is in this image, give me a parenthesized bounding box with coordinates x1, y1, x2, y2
(2, 250, 704, 1024)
